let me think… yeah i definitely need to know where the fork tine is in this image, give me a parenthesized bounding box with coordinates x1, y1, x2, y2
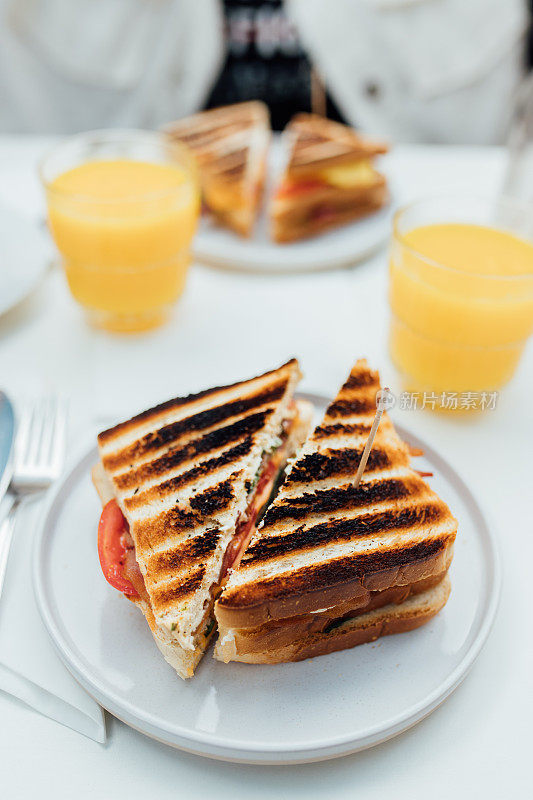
(37, 396, 57, 468)
(15, 404, 34, 467)
(26, 400, 47, 468)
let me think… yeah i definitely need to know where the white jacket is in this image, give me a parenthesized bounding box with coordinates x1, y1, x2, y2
(0, 0, 224, 133)
(287, 0, 528, 144)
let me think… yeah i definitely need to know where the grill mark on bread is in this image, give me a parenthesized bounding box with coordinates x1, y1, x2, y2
(124, 440, 253, 510)
(219, 537, 451, 609)
(114, 412, 269, 491)
(98, 358, 296, 447)
(207, 149, 247, 175)
(243, 502, 446, 565)
(218, 162, 246, 179)
(151, 566, 206, 608)
(342, 371, 379, 390)
(102, 383, 287, 472)
(314, 423, 372, 440)
(326, 397, 376, 418)
(171, 127, 247, 149)
(285, 446, 407, 485)
(134, 505, 203, 551)
(190, 480, 234, 515)
(145, 530, 220, 582)
(287, 115, 388, 171)
(262, 478, 421, 526)
(167, 103, 265, 137)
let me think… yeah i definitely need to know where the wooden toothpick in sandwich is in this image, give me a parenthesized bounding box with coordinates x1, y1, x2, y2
(353, 387, 393, 489)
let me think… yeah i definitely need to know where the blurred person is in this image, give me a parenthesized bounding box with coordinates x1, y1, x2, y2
(0, 0, 529, 144)
(0, 0, 224, 133)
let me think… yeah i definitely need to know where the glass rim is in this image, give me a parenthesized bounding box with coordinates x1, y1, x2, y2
(38, 128, 198, 204)
(393, 192, 533, 282)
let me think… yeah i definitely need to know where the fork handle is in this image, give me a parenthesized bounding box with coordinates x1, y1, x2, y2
(0, 495, 21, 601)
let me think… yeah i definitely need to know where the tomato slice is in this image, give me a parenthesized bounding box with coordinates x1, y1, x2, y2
(276, 178, 325, 198)
(97, 500, 139, 597)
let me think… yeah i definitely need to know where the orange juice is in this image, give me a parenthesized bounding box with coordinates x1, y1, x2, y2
(42, 132, 199, 331)
(389, 213, 533, 397)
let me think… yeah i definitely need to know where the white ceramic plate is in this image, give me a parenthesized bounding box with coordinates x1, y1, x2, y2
(192, 139, 395, 273)
(33, 394, 500, 763)
(0, 206, 51, 317)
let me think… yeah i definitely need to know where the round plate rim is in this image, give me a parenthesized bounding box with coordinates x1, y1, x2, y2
(0, 206, 50, 317)
(33, 396, 501, 763)
(192, 229, 391, 275)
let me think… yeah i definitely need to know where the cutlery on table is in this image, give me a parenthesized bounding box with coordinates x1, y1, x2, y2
(0, 392, 15, 509)
(0, 398, 66, 600)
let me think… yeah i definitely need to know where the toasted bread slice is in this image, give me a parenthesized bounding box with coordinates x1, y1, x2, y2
(216, 360, 457, 642)
(164, 101, 270, 236)
(95, 360, 313, 677)
(281, 113, 388, 177)
(215, 575, 451, 664)
(216, 569, 448, 657)
(272, 183, 388, 243)
(270, 114, 388, 242)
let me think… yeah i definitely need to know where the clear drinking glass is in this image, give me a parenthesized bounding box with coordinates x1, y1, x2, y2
(502, 74, 533, 210)
(389, 194, 533, 404)
(40, 130, 200, 332)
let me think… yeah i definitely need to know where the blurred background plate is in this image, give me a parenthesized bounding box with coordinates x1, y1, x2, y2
(193, 138, 396, 273)
(0, 206, 51, 317)
(33, 394, 500, 764)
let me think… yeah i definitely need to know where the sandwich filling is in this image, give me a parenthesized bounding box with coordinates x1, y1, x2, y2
(275, 160, 381, 199)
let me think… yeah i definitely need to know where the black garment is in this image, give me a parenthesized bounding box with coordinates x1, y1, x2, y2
(205, 0, 346, 130)
(526, 0, 533, 69)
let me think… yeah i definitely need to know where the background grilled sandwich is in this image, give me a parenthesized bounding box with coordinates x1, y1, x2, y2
(215, 359, 457, 664)
(93, 359, 313, 678)
(164, 101, 270, 237)
(270, 114, 389, 243)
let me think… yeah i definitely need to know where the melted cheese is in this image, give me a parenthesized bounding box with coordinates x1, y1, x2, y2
(319, 160, 378, 189)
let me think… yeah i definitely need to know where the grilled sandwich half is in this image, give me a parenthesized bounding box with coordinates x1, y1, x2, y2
(164, 101, 270, 237)
(215, 359, 457, 665)
(93, 360, 313, 679)
(270, 114, 389, 243)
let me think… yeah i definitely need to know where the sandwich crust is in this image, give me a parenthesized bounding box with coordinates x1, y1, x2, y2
(217, 569, 448, 656)
(216, 536, 454, 629)
(271, 187, 388, 243)
(215, 576, 451, 664)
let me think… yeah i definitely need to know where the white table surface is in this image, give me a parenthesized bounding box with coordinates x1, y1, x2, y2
(0, 139, 531, 799)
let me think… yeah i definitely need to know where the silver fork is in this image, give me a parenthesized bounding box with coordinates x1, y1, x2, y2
(0, 398, 66, 599)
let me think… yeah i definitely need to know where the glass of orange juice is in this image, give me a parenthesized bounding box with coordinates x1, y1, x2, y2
(389, 195, 533, 404)
(40, 130, 200, 332)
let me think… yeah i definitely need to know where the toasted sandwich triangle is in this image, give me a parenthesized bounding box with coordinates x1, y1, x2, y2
(164, 101, 270, 236)
(94, 359, 313, 677)
(270, 114, 389, 242)
(215, 359, 457, 662)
